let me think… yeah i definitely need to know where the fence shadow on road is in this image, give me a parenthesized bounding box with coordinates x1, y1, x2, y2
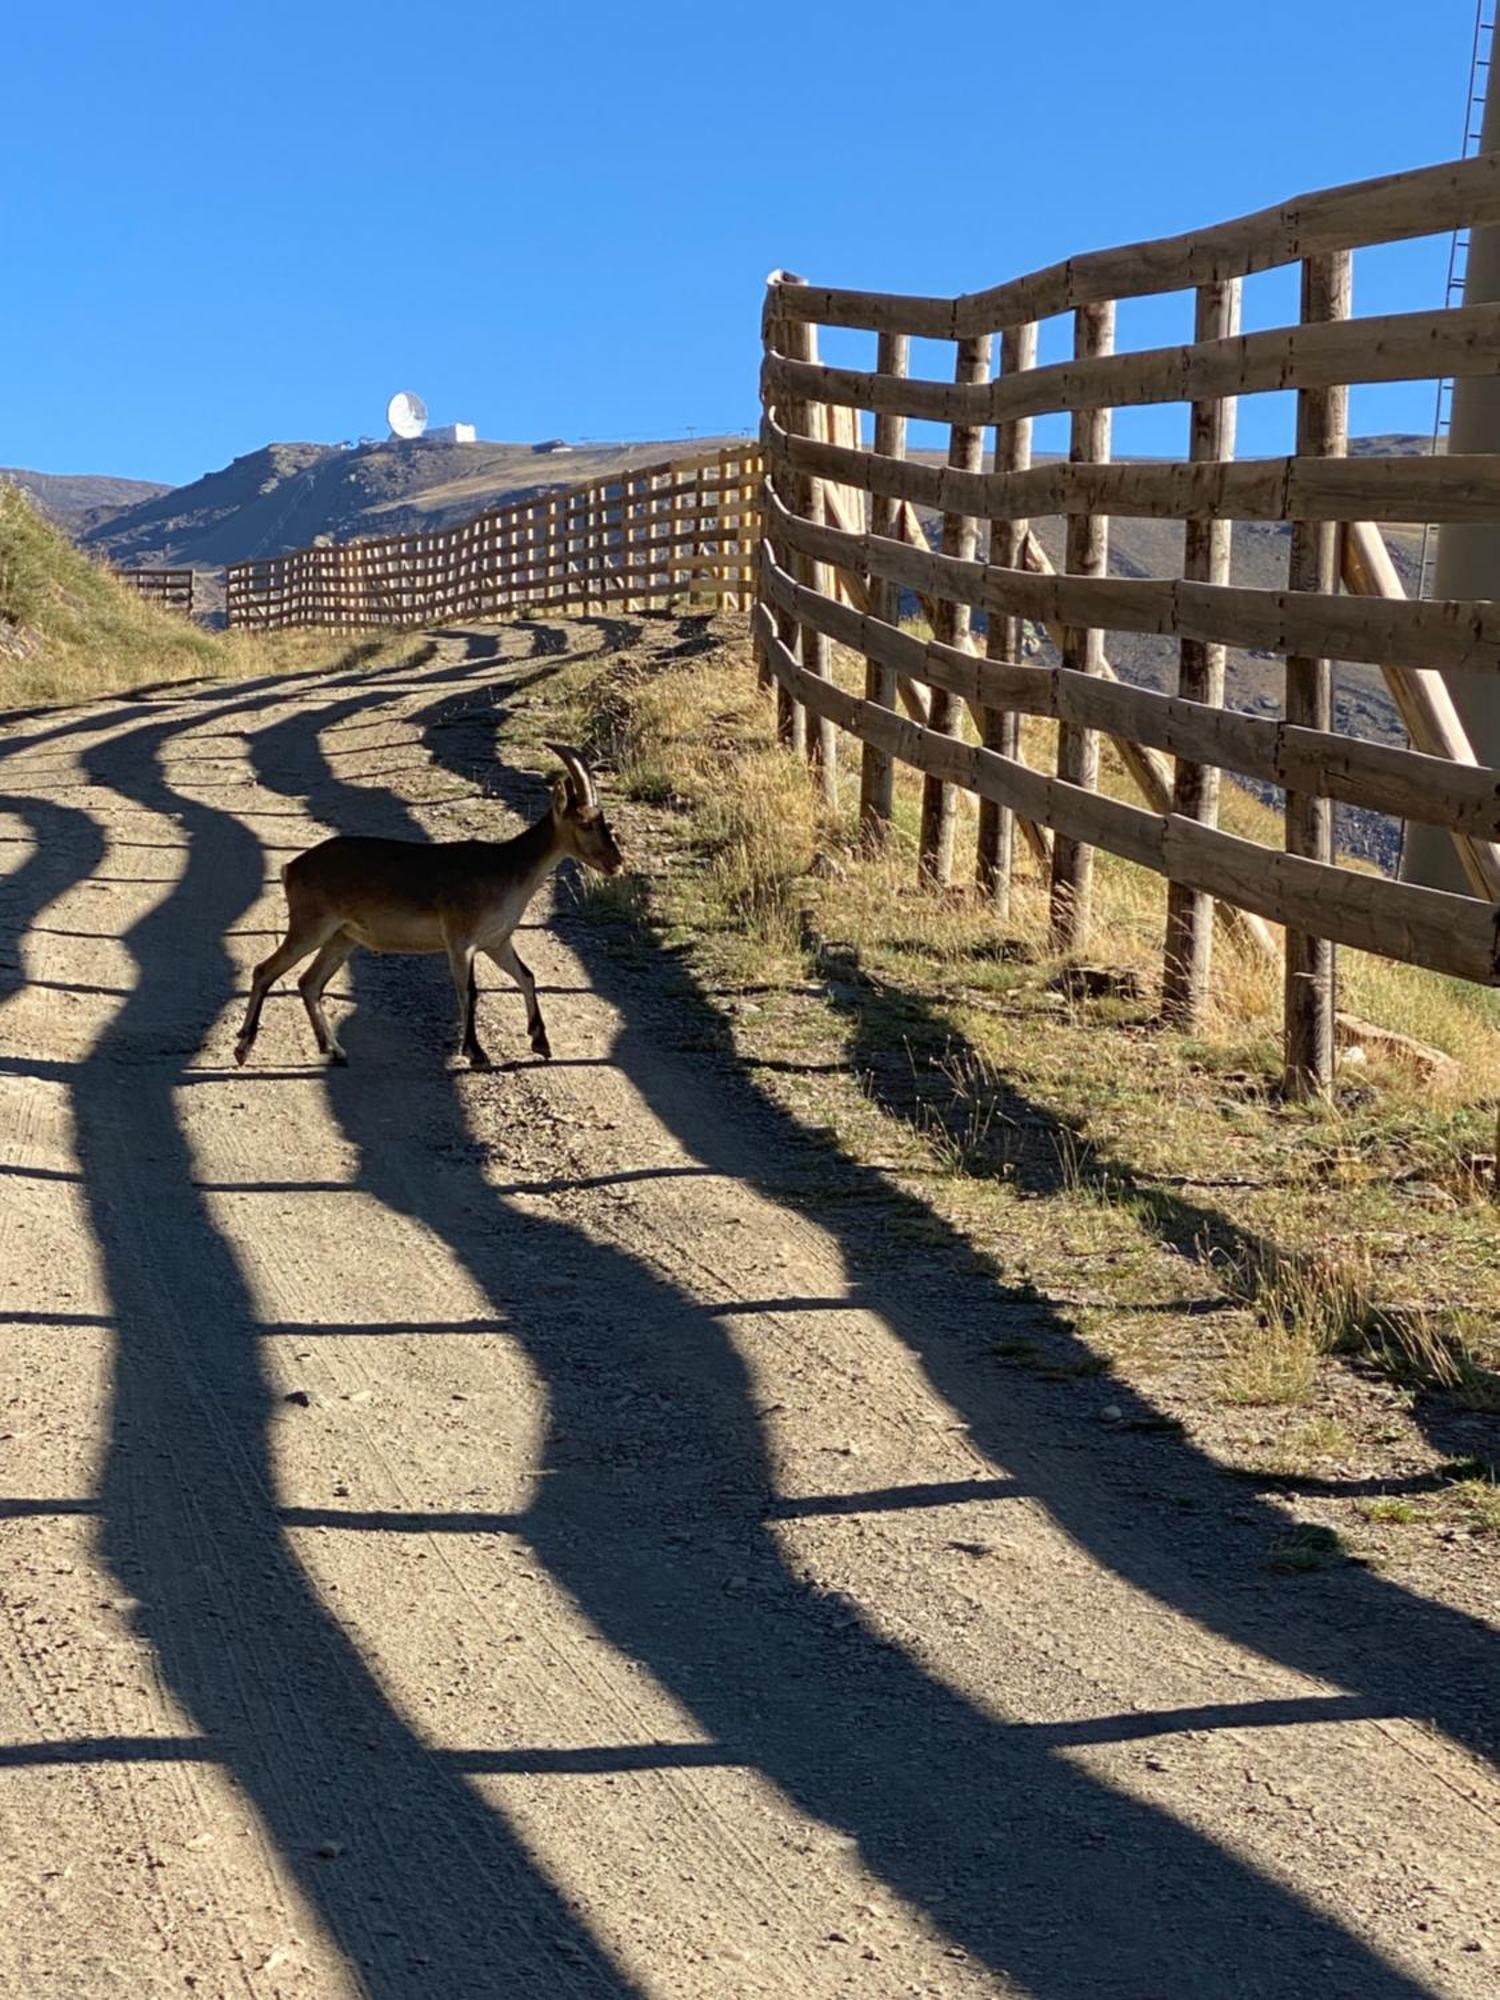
(218, 628, 1455, 1998)
(43, 671, 646, 1997)
(4, 621, 1488, 1998)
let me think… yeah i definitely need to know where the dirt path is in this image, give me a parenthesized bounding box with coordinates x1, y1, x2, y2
(1, 620, 1497, 1999)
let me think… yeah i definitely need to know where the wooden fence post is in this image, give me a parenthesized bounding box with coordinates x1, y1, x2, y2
(860, 330, 910, 844)
(978, 321, 1038, 910)
(918, 331, 992, 885)
(781, 317, 839, 806)
(1049, 300, 1115, 951)
(760, 274, 807, 753)
(1162, 277, 1241, 1025)
(1283, 250, 1351, 1100)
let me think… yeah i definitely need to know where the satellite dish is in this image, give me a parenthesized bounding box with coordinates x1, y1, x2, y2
(386, 390, 429, 440)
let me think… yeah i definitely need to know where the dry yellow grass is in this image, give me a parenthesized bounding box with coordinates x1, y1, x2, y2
(559, 617, 1500, 1413)
(1, 482, 427, 710)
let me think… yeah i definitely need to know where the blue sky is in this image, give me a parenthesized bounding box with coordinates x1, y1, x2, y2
(2, 0, 1482, 485)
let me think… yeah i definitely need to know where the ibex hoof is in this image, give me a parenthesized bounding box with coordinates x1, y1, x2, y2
(467, 1048, 492, 1071)
(327, 1048, 349, 1067)
(233, 1043, 249, 1068)
(532, 1038, 553, 1062)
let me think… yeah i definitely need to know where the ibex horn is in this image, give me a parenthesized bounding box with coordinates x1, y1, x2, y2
(546, 742, 598, 811)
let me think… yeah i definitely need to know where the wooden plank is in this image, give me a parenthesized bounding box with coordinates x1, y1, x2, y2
(768, 423, 1500, 526)
(1284, 251, 1350, 1100)
(861, 330, 908, 842)
(762, 515, 1500, 841)
(1163, 278, 1241, 1027)
(1051, 301, 1114, 950)
(764, 301, 1500, 430)
(919, 333, 992, 886)
(784, 306, 837, 796)
(1340, 519, 1500, 899)
(755, 603, 1500, 983)
(772, 153, 1500, 332)
(761, 272, 808, 754)
(979, 322, 1038, 909)
(767, 484, 1500, 679)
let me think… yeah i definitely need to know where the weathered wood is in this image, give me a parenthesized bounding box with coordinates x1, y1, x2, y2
(760, 275, 808, 749)
(768, 421, 1500, 526)
(766, 483, 1500, 681)
(762, 547, 1500, 841)
(779, 302, 837, 797)
(765, 301, 1500, 435)
(1050, 301, 1114, 950)
(226, 443, 759, 630)
(1283, 251, 1351, 1100)
(919, 334, 992, 886)
(113, 568, 195, 614)
(755, 603, 1500, 984)
(1340, 520, 1500, 900)
(770, 153, 1500, 334)
(862, 330, 908, 843)
(977, 323, 1038, 910)
(1163, 278, 1241, 1027)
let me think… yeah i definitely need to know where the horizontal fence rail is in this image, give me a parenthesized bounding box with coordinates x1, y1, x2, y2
(112, 568, 194, 614)
(755, 157, 1500, 1100)
(224, 448, 760, 631)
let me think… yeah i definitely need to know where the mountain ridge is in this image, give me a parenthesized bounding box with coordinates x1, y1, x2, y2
(72, 435, 752, 570)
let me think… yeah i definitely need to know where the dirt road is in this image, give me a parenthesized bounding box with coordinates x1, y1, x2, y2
(1, 620, 1497, 1998)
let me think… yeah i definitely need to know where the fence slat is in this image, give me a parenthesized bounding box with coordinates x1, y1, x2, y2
(1163, 277, 1241, 1027)
(767, 422, 1500, 526)
(770, 153, 1500, 333)
(765, 482, 1500, 680)
(761, 544, 1500, 840)
(978, 322, 1038, 909)
(113, 568, 194, 614)
(1284, 251, 1351, 1101)
(224, 444, 759, 632)
(754, 603, 1500, 984)
(860, 331, 909, 842)
(918, 333, 992, 885)
(764, 301, 1500, 432)
(1050, 301, 1114, 950)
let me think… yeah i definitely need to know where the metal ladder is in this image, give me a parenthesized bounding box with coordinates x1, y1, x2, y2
(1418, 0, 1498, 596)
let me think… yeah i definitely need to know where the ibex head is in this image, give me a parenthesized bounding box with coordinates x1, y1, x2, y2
(547, 743, 624, 876)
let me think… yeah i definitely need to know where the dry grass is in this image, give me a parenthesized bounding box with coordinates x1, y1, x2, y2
(1, 482, 427, 710)
(549, 619, 1500, 1437)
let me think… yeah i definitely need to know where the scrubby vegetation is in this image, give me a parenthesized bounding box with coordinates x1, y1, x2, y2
(518, 612, 1500, 1576)
(0, 481, 422, 709)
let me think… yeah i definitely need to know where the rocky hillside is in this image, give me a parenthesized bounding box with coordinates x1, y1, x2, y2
(78, 435, 751, 569)
(2, 468, 172, 537)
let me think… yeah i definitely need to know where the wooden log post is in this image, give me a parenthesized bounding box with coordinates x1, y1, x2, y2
(760, 274, 808, 753)
(1050, 301, 1115, 950)
(1283, 251, 1351, 1100)
(860, 330, 910, 844)
(1162, 278, 1241, 1025)
(978, 321, 1038, 909)
(783, 324, 839, 805)
(918, 331, 992, 885)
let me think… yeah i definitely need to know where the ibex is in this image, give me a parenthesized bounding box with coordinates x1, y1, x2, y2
(234, 744, 623, 1069)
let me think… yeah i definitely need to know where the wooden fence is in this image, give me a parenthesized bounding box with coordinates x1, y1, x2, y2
(756, 152, 1500, 1099)
(224, 447, 761, 632)
(112, 568, 194, 614)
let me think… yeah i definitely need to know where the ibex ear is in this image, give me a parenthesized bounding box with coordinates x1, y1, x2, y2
(551, 775, 573, 816)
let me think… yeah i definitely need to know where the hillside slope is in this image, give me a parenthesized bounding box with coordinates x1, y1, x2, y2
(2, 467, 173, 536)
(0, 483, 424, 709)
(80, 434, 752, 568)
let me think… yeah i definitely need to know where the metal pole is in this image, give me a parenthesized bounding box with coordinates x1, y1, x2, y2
(1402, 23, 1500, 891)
